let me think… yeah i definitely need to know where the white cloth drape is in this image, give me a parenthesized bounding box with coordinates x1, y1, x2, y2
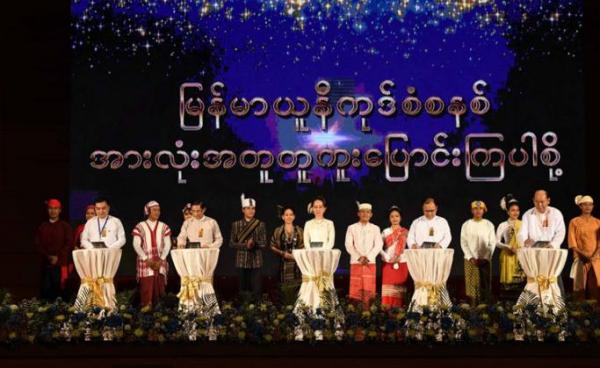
(517, 248, 567, 313)
(73, 249, 122, 311)
(405, 249, 453, 311)
(293, 249, 340, 312)
(171, 248, 220, 314)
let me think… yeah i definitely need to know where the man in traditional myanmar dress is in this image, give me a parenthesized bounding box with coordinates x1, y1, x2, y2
(229, 194, 267, 298)
(461, 201, 496, 305)
(407, 197, 452, 249)
(518, 189, 566, 293)
(132, 201, 172, 307)
(80, 197, 126, 250)
(518, 190, 566, 250)
(345, 202, 383, 308)
(176, 201, 223, 249)
(568, 195, 600, 302)
(34, 199, 73, 300)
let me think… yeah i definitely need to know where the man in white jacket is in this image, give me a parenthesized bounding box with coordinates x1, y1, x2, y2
(407, 197, 452, 249)
(80, 197, 126, 250)
(518, 189, 567, 294)
(518, 190, 566, 249)
(345, 202, 383, 308)
(461, 200, 496, 305)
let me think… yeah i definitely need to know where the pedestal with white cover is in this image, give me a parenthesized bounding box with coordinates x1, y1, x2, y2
(73, 248, 122, 311)
(517, 248, 567, 313)
(405, 248, 453, 311)
(171, 248, 220, 316)
(292, 249, 341, 312)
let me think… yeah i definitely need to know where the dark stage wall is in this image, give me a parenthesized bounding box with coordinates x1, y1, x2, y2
(1, 1, 600, 299)
(1, 2, 70, 297)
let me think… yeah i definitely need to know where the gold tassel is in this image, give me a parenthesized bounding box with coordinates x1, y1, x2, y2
(80, 276, 114, 308)
(414, 281, 443, 306)
(177, 276, 213, 303)
(302, 272, 333, 295)
(528, 275, 557, 292)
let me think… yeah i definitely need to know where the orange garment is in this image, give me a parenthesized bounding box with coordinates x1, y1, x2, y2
(568, 216, 600, 291)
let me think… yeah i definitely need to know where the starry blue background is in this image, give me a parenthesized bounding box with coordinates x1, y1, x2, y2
(70, 0, 585, 278)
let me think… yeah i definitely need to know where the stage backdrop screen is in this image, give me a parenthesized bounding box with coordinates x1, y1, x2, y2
(71, 0, 585, 277)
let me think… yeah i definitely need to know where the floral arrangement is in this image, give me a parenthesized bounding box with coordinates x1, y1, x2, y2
(1, 288, 599, 344)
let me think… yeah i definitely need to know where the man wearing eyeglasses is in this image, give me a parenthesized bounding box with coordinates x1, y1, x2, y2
(518, 190, 565, 250)
(407, 197, 452, 249)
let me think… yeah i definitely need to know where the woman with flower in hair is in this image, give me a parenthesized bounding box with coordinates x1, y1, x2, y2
(495, 194, 525, 291)
(182, 203, 192, 222)
(303, 196, 335, 249)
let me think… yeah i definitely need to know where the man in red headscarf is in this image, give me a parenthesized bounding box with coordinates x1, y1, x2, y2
(34, 199, 73, 300)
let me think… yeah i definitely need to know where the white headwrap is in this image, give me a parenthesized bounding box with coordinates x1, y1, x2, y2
(500, 194, 518, 211)
(241, 193, 256, 208)
(575, 195, 594, 206)
(356, 201, 372, 211)
(144, 200, 160, 216)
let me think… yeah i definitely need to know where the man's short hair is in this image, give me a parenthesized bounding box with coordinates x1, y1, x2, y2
(191, 200, 206, 209)
(94, 197, 110, 206)
(423, 197, 437, 206)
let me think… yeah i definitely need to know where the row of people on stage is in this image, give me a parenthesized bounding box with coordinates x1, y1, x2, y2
(35, 190, 600, 309)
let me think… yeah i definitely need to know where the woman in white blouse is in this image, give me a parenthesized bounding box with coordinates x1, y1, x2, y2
(303, 196, 335, 249)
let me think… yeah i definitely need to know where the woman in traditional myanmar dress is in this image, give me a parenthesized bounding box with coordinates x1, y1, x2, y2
(496, 194, 525, 291)
(270, 205, 304, 304)
(380, 206, 409, 308)
(303, 196, 335, 250)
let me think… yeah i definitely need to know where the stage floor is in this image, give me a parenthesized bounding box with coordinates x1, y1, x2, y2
(1, 343, 600, 367)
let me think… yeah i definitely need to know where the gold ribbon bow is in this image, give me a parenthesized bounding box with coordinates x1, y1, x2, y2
(415, 281, 443, 306)
(302, 272, 333, 295)
(177, 276, 213, 303)
(81, 276, 113, 308)
(528, 275, 557, 292)
(527, 275, 559, 315)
